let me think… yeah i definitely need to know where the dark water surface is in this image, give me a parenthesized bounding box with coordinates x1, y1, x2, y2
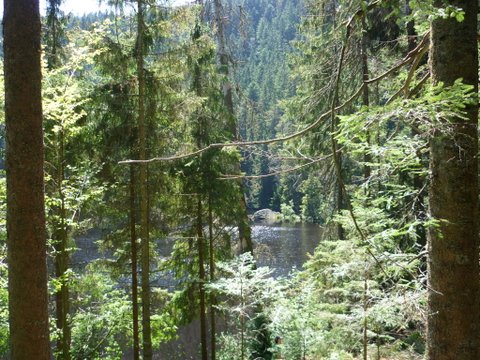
(73, 223, 323, 277)
(72, 223, 323, 359)
(252, 222, 322, 276)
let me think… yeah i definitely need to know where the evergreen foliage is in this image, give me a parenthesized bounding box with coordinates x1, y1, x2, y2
(0, 0, 478, 359)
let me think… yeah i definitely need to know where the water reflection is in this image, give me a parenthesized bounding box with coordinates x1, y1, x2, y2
(252, 222, 322, 277)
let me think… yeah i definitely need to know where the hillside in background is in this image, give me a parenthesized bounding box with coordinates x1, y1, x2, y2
(225, 0, 303, 210)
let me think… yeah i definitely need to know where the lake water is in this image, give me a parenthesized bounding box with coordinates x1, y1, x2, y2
(252, 223, 322, 276)
(72, 222, 323, 359)
(73, 222, 323, 279)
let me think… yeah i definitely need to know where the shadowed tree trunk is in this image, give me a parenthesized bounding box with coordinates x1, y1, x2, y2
(208, 196, 216, 360)
(53, 128, 71, 360)
(137, 0, 152, 358)
(427, 0, 479, 358)
(197, 196, 208, 360)
(4, 0, 50, 358)
(192, 3, 209, 357)
(361, 16, 370, 182)
(130, 164, 140, 360)
(45, 2, 71, 356)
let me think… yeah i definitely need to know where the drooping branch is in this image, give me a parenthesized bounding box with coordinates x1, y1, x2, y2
(118, 26, 429, 167)
(366, 31, 430, 85)
(118, 83, 365, 164)
(329, 12, 388, 277)
(219, 153, 334, 180)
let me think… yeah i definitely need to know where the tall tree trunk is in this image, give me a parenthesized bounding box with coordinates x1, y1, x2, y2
(427, 1, 479, 358)
(54, 127, 71, 360)
(45, 2, 71, 357)
(137, 0, 152, 358)
(197, 196, 208, 360)
(213, 0, 253, 254)
(4, 0, 50, 358)
(208, 196, 216, 360)
(192, 5, 211, 357)
(361, 16, 371, 182)
(130, 164, 140, 360)
(330, 3, 344, 241)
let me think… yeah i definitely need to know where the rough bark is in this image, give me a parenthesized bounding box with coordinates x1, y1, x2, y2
(4, 0, 51, 358)
(137, 0, 152, 358)
(427, 1, 479, 358)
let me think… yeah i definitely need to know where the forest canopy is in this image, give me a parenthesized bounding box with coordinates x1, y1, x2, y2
(1, 0, 479, 359)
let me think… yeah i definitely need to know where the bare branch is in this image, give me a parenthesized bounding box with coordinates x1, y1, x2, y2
(219, 153, 333, 180)
(366, 31, 430, 85)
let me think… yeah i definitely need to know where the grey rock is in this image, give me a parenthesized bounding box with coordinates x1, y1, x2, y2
(253, 209, 281, 223)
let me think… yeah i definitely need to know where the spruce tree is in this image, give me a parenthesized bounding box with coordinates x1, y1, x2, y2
(4, 0, 50, 358)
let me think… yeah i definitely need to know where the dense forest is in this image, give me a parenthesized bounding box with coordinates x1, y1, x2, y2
(2, 0, 479, 359)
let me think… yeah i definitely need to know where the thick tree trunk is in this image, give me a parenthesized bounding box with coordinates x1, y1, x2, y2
(130, 164, 140, 360)
(3, 0, 51, 358)
(137, 0, 152, 358)
(427, 1, 479, 358)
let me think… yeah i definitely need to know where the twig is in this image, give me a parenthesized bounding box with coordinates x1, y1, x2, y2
(365, 31, 430, 85)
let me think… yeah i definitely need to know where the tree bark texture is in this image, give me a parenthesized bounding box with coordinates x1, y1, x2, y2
(3, 0, 51, 358)
(427, 1, 479, 358)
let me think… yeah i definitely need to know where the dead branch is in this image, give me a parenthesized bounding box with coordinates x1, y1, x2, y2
(219, 153, 333, 180)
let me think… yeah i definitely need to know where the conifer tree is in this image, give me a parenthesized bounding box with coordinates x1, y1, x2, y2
(427, 0, 479, 358)
(4, 0, 50, 358)
(213, 0, 253, 254)
(136, 0, 153, 358)
(44, 2, 73, 358)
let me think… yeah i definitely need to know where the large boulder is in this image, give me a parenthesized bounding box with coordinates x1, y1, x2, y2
(252, 209, 281, 224)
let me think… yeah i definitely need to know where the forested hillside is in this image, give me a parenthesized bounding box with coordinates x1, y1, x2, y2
(1, 0, 479, 359)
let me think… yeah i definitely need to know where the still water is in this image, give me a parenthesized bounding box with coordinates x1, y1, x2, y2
(73, 223, 323, 278)
(252, 223, 322, 277)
